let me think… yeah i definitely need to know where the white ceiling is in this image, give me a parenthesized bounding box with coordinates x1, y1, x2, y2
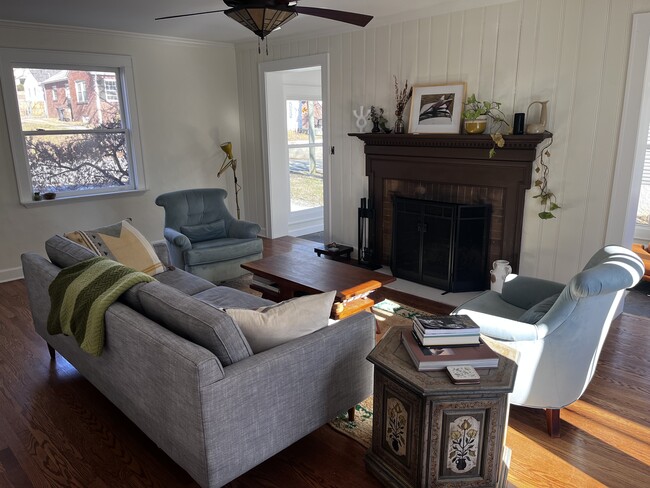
(0, 1, 501, 44)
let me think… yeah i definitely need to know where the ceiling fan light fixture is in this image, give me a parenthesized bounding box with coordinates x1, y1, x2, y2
(225, 7, 297, 40)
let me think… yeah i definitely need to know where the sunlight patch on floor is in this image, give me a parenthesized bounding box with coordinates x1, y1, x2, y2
(563, 400, 650, 465)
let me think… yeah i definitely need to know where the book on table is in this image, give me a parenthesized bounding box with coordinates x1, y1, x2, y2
(401, 330, 499, 371)
(412, 324, 481, 346)
(413, 314, 480, 336)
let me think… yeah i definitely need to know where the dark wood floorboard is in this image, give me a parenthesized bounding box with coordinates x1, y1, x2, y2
(1, 237, 648, 487)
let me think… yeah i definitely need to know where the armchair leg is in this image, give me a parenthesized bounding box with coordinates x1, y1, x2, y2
(47, 343, 56, 361)
(348, 407, 355, 421)
(545, 408, 561, 437)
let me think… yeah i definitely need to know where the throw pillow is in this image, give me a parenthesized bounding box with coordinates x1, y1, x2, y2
(224, 291, 336, 353)
(65, 219, 165, 276)
(180, 220, 227, 243)
(518, 293, 561, 324)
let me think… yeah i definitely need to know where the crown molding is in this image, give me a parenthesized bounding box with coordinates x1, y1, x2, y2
(0, 19, 234, 49)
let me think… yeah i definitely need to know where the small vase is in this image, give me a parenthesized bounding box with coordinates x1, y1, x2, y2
(394, 115, 405, 134)
(371, 120, 380, 133)
(490, 260, 512, 293)
(464, 116, 487, 134)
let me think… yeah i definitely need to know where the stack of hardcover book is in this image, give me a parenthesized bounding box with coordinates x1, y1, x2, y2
(402, 314, 499, 371)
(412, 314, 480, 346)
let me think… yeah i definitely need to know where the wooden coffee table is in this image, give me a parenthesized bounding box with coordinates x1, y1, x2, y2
(241, 252, 396, 320)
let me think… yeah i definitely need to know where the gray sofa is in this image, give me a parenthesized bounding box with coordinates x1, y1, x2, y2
(21, 235, 375, 488)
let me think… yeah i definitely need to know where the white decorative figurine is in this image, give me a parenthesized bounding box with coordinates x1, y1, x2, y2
(353, 105, 370, 132)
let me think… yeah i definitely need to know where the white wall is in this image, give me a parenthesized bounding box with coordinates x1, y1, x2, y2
(0, 22, 241, 281)
(236, 0, 647, 283)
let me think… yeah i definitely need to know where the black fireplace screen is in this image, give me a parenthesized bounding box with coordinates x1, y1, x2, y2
(391, 196, 490, 292)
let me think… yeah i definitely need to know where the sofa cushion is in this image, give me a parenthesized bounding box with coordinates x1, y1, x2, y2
(155, 268, 215, 295)
(45, 235, 97, 268)
(65, 220, 165, 276)
(518, 293, 561, 324)
(224, 291, 336, 353)
(138, 282, 252, 365)
(194, 286, 274, 309)
(185, 238, 262, 265)
(180, 220, 227, 243)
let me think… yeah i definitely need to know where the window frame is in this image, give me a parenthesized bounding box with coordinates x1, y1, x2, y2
(0, 48, 146, 205)
(104, 78, 119, 102)
(75, 79, 87, 103)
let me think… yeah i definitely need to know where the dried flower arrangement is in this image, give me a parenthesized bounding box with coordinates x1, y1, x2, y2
(394, 76, 412, 118)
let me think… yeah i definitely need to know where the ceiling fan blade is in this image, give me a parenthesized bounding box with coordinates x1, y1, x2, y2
(293, 6, 373, 27)
(155, 9, 227, 21)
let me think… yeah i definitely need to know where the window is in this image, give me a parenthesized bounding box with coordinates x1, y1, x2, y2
(635, 125, 650, 240)
(75, 80, 87, 103)
(104, 78, 118, 102)
(0, 49, 145, 204)
(286, 99, 323, 212)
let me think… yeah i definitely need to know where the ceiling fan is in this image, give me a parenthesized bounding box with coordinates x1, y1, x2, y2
(155, 0, 373, 41)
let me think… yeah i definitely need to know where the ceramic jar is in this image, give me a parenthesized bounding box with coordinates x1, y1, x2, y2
(490, 260, 512, 293)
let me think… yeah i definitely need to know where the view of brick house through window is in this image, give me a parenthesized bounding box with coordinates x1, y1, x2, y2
(11, 67, 129, 196)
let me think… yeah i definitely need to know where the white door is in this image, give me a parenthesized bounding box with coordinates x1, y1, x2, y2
(259, 54, 330, 240)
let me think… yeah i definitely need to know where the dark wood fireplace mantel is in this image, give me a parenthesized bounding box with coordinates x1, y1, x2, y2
(349, 131, 552, 273)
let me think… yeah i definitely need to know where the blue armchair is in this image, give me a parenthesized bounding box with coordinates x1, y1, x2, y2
(155, 188, 263, 283)
(452, 246, 644, 436)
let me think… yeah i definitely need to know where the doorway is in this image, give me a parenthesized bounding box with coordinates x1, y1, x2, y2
(259, 54, 330, 241)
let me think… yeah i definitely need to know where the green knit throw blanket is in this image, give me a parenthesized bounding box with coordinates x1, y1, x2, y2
(47, 257, 155, 356)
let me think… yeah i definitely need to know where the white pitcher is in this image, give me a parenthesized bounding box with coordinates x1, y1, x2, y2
(490, 260, 512, 293)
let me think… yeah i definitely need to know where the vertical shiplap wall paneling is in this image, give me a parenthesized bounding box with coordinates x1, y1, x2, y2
(529, 0, 566, 276)
(329, 34, 343, 239)
(350, 29, 367, 232)
(447, 13, 466, 82)
(587, 2, 632, 253)
(461, 9, 485, 101)
(480, 7, 500, 105)
(249, 51, 266, 229)
(493, 4, 522, 110)
(556, 1, 606, 277)
(541, 0, 581, 277)
(401, 20, 420, 86)
(341, 32, 354, 242)
(430, 15, 451, 84)
(513, 0, 543, 273)
(416, 18, 432, 85)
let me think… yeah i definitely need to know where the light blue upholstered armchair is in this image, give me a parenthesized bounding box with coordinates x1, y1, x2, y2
(452, 246, 644, 436)
(155, 188, 263, 283)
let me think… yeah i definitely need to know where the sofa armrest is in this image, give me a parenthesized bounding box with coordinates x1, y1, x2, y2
(228, 219, 261, 239)
(151, 239, 171, 265)
(501, 274, 566, 310)
(198, 311, 375, 487)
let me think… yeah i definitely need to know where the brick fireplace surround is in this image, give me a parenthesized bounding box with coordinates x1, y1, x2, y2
(350, 132, 552, 273)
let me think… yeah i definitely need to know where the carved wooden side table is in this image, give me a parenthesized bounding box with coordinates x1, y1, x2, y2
(366, 327, 517, 488)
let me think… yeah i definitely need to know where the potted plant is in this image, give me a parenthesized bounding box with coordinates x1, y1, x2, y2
(462, 94, 509, 157)
(368, 106, 390, 133)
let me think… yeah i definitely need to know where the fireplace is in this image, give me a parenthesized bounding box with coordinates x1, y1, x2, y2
(350, 132, 551, 277)
(391, 196, 489, 292)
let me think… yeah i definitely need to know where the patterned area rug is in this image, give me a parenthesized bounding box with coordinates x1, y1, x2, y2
(220, 275, 426, 449)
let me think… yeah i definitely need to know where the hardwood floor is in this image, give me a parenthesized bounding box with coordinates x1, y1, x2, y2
(1, 238, 648, 487)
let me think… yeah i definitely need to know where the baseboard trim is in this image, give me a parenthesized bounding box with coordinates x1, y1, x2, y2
(0, 267, 24, 283)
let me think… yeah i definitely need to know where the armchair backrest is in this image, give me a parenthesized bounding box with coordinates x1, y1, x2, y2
(514, 245, 643, 408)
(155, 189, 235, 232)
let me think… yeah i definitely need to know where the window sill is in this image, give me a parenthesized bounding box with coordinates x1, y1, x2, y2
(21, 188, 148, 208)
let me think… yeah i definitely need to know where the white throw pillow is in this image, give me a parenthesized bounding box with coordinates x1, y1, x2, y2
(224, 291, 336, 353)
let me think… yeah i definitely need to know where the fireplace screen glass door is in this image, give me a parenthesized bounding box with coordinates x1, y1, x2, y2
(391, 197, 489, 292)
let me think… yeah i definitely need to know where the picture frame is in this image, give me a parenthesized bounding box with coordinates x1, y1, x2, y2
(408, 83, 466, 134)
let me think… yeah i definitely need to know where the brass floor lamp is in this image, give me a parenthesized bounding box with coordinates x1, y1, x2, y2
(218, 142, 241, 219)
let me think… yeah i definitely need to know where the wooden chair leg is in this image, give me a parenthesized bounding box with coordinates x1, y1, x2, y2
(348, 407, 355, 421)
(47, 343, 56, 361)
(545, 408, 561, 437)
